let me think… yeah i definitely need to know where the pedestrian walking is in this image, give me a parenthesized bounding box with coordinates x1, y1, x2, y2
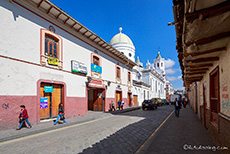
(183, 98, 187, 108)
(111, 101, 116, 111)
(118, 100, 121, 110)
(121, 101, 125, 110)
(17, 105, 32, 130)
(54, 103, 66, 125)
(174, 98, 181, 117)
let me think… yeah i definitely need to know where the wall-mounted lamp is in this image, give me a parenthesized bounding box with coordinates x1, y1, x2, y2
(87, 76, 92, 83)
(107, 81, 111, 86)
(94, 50, 98, 54)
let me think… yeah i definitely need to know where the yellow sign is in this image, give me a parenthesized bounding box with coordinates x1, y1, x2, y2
(48, 57, 59, 66)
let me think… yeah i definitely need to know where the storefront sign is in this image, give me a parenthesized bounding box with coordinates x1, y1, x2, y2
(40, 97, 48, 109)
(116, 85, 122, 90)
(44, 86, 53, 93)
(91, 63, 102, 74)
(71, 60, 87, 75)
(48, 57, 59, 66)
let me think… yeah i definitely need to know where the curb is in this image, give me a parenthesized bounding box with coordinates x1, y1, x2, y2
(107, 106, 141, 114)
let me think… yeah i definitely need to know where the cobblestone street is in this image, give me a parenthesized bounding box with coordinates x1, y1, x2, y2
(0, 106, 173, 154)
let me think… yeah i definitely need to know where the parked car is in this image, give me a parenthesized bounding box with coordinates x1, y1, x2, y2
(151, 98, 163, 106)
(142, 100, 157, 110)
(162, 99, 169, 105)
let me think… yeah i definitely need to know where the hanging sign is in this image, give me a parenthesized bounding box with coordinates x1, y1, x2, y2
(48, 57, 59, 66)
(44, 86, 53, 93)
(40, 97, 48, 109)
(91, 63, 102, 74)
(71, 60, 87, 75)
(116, 85, 122, 90)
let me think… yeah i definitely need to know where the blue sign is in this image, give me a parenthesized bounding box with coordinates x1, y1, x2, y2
(40, 97, 48, 109)
(91, 63, 102, 74)
(44, 86, 53, 93)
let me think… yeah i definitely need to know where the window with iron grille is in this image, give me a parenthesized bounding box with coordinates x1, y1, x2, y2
(45, 35, 58, 58)
(93, 56, 100, 66)
(117, 67, 121, 79)
(128, 71, 131, 82)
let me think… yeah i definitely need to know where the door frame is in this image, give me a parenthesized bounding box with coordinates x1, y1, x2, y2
(37, 79, 66, 122)
(87, 84, 106, 112)
(128, 92, 132, 107)
(93, 89, 104, 111)
(115, 89, 122, 108)
(209, 66, 220, 131)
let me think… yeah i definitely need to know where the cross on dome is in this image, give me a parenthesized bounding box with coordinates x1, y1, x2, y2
(119, 27, 122, 33)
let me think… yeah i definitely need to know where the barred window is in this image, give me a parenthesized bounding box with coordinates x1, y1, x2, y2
(45, 35, 58, 58)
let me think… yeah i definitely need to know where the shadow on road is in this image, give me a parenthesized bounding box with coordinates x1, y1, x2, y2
(80, 105, 174, 154)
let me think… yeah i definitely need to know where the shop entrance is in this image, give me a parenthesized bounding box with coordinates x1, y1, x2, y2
(88, 88, 104, 111)
(133, 95, 138, 106)
(116, 91, 122, 108)
(128, 93, 132, 107)
(40, 83, 62, 119)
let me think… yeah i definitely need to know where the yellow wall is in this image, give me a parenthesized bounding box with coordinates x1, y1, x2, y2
(199, 41, 230, 117)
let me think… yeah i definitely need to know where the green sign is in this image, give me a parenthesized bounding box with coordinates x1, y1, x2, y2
(71, 60, 87, 74)
(44, 86, 53, 93)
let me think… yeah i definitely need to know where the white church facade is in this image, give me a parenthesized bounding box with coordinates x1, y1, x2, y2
(110, 28, 167, 106)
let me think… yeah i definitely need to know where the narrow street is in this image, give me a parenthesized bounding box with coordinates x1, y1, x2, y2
(0, 105, 224, 154)
(0, 106, 173, 154)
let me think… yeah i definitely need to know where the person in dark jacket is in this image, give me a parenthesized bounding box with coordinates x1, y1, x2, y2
(54, 103, 66, 125)
(17, 105, 32, 130)
(174, 98, 181, 117)
(118, 100, 121, 110)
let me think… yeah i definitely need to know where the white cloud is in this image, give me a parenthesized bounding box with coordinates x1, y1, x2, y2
(177, 75, 182, 79)
(175, 87, 185, 91)
(166, 76, 177, 81)
(167, 75, 182, 81)
(165, 58, 175, 68)
(166, 68, 176, 74)
(165, 68, 181, 75)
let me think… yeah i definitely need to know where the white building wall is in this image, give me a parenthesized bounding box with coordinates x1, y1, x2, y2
(0, 0, 132, 99)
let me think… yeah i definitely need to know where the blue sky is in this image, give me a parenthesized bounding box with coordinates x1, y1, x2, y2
(50, 0, 183, 90)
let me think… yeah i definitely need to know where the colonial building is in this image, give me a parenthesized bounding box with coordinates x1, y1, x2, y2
(166, 81, 174, 99)
(110, 29, 166, 106)
(0, 0, 135, 130)
(172, 0, 230, 151)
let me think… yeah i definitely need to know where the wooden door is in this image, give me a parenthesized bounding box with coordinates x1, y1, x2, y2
(52, 84, 62, 117)
(210, 67, 219, 129)
(97, 89, 103, 111)
(128, 93, 131, 107)
(40, 83, 51, 119)
(88, 89, 93, 110)
(133, 95, 138, 106)
(93, 90, 98, 111)
(116, 92, 121, 107)
(93, 89, 103, 111)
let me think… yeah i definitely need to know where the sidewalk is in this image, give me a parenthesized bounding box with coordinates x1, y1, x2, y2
(137, 105, 229, 154)
(108, 106, 141, 114)
(0, 106, 139, 143)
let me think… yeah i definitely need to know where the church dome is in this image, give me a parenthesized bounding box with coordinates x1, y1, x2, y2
(109, 27, 135, 62)
(110, 27, 134, 46)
